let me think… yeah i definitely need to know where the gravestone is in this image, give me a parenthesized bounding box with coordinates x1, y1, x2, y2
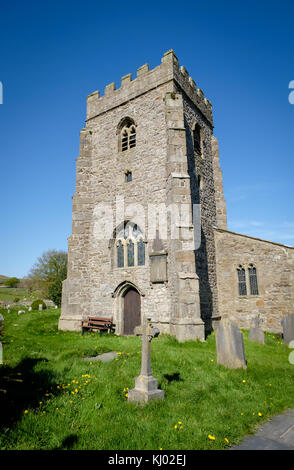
(83, 351, 118, 363)
(0, 314, 4, 337)
(39, 304, 43, 312)
(249, 315, 265, 344)
(282, 314, 294, 345)
(28, 307, 32, 312)
(215, 315, 247, 369)
(128, 316, 164, 403)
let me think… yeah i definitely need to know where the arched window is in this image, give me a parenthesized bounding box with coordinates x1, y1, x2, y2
(193, 123, 202, 156)
(118, 118, 136, 152)
(115, 222, 145, 268)
(127, 240, 134, 267)
(248, 264, 259, 295)
(117, 241, 124, 268)
(138, 239, 145, 266)
(237, 266, 247, 296)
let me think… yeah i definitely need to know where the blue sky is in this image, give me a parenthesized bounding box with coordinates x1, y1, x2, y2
(0, 0, 293, 278)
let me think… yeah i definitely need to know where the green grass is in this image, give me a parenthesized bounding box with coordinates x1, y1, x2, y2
(0, 307, 294, 450)
(0, 287, 41, 303)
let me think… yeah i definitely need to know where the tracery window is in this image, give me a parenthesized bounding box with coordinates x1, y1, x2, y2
(115, 222, 145, 268)
(248, 264, 259, 295)
(120, 119, 136, 152)
(237, 266, 247, 296)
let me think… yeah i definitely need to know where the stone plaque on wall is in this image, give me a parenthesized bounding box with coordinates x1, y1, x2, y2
(150, 252, 167, 283)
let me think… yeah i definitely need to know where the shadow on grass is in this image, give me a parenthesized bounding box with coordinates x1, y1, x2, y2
(0, 357, 60, 429)
(54, 434, 79, 450)
(163, 372, 183, 383)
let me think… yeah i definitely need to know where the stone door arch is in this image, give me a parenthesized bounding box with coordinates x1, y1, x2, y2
(123, 287, 141, 335)
(112, 281, 143, 335)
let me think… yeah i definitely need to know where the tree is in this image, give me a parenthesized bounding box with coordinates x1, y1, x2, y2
(28, 250, 67, 307)
(4, 277, 19, 288)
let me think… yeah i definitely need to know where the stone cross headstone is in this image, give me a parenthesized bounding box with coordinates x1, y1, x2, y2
(249, 315, 265, 344)
(128, 316, 164, 403)
(215, 315, 247, 369)
(282, 314, 294, 345)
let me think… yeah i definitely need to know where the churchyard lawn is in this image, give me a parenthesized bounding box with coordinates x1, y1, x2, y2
(0, 307, 294, 450)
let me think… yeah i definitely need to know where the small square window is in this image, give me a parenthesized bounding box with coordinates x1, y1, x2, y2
(125, 171, 132, 182)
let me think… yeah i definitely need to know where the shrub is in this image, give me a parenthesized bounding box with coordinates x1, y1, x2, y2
(31, 299, 47, 310)
(5, 277, 20, 288)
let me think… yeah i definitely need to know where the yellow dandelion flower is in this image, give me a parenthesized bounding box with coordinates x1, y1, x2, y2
(178, 421, 182, 424)
(174, 425, 178, 429)
(24, 410, 29, 414)
(125, 393, 128, 398)
(242, 380, 246, 383)
(258, 412, 262, 417)
(208, 434, 215, 440)
(225, 438, 229, 443)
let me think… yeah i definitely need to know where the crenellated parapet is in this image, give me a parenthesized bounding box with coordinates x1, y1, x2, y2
(86, 50, 213, 125)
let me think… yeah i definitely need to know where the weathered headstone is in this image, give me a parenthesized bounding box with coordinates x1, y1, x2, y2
(0, 314, 4, 337)
(215, 315, 247, 369)
(28, 307, 32, 312)
(39, 304, 43, 312)
(128, 316, 164, 403)
(282, 314, 294, 345)
(249, 315, 265, 344)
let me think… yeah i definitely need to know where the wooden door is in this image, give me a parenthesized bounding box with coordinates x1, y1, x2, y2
(123, 288, 141, 335)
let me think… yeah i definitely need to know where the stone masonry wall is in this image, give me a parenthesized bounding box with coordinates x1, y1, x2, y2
(179, 88, 219, 324)
(215, 228, 294, 333)
(59, 49, 215, 341)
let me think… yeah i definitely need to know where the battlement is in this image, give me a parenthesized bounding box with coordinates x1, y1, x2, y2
(86, 50, 213, 125)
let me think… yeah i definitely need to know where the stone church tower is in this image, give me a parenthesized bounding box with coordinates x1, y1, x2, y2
(59, 50, 227, 341)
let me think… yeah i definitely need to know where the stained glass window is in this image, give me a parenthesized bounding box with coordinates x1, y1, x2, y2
(127, 240, 134, 267)
(117, 241, 124, 268)
(237, 267, 247, 296)
(248, 265, 259, 295)
(116, 222, 145, 268)
(138, 239, 145, 266)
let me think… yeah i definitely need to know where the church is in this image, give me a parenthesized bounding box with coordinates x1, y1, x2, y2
(58, 50, 294, 340)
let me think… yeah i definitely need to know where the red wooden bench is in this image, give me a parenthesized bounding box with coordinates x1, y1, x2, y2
(81, 316, 115, 335)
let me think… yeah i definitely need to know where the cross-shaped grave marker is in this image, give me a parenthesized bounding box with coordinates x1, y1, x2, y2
(128, 316, 164, 403)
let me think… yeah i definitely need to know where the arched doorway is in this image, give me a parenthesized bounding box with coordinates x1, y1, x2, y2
(123, 287, 141, 335)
